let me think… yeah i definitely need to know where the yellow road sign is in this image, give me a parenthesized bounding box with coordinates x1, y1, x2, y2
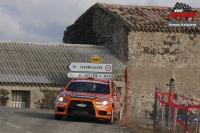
(90, 57, 101, 63)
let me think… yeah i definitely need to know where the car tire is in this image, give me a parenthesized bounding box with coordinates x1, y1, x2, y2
(55, 114, 63, 120)
(105, 107, 114, 124)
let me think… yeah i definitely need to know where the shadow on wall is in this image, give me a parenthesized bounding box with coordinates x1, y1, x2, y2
(0, 89, 10, 106)
(34, 89, 60, 110)
(47, 75, 70, 86)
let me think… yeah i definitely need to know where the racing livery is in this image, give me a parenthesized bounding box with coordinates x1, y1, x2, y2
(55, 77, 123, 124)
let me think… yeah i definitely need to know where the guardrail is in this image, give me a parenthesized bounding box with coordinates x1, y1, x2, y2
(154, 79, 200, 133)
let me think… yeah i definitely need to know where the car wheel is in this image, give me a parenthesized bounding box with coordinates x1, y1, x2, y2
(55, 114, 63, 120)
(105, 107, 114, 124)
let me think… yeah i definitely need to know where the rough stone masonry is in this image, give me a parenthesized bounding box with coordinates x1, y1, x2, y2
(127, 31, 200, 117)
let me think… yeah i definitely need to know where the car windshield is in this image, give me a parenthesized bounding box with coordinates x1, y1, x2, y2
(66, 81, 110, 94)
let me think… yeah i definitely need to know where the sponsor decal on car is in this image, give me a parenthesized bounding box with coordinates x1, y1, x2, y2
(107, 112, 111, 114)
(72, 80, 108, 85)
(70, 94, 95, 99)
(96, 105, 108, 109)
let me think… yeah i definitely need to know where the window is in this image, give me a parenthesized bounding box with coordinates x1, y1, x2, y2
(11, 90, 30, 108)
(66, 82, 110, 94)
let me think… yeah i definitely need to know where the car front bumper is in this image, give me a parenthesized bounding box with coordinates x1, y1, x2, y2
(55, 99, 112, 119)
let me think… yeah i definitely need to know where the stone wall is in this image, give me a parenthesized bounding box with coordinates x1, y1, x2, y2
(127, 31, 200, 117)
(34, 88, 60, 110)
(128, 31, 200, 68)
(92, 9, 129, 61)
(0, 89, 10, 106)
(63, 8, 130, 62)
(63, 10, 96, 44)
(0, 86, 60, 110)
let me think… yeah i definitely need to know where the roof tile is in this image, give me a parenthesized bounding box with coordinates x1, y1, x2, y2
(91, 3, 200, 32)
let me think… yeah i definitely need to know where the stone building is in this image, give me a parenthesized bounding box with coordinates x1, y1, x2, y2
(0, 40, 126, 110)
(63, 2, 200, 117)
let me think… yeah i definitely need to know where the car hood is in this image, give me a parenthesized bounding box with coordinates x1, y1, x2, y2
(60, 90, 110, 100)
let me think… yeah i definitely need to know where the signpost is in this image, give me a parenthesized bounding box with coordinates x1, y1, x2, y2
(90, 57, 101, 63)
(67, 62, 112, 73)
(66, 72, 112, 79)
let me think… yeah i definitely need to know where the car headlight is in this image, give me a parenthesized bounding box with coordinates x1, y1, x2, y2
(102, 101, 108, 105)
(57, 97, 68, 102)
(58, 97, 63, 102)
(96, 101, 108, 105)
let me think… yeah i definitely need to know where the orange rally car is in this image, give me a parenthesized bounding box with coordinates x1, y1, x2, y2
(55, 77, 123, 124)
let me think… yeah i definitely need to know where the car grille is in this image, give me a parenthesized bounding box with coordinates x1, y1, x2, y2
(67, 100, 95, 116)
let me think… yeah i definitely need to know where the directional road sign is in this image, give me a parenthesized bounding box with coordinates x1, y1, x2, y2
(67, 62, 112, 73)
(66, 72, 112, 79)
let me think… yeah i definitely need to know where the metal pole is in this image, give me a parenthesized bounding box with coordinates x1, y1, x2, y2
(172, 95, 179, 133)
(166, 78, 175, 129)
(154, 83, 160, 128)
(172, 102, 178, 133)
(161, 101, 164, 129)
(125, 66, 128, 127)
(157, 83, 161, 126)
(195, 104, 200, 133)
(183, 111, 189, 133)
(153, 84, 158, 127)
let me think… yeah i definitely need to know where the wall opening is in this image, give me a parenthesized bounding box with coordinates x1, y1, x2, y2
(11, 90, 30, 108)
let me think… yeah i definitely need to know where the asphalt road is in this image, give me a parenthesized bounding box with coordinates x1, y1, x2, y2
(0, 106, 130, 133)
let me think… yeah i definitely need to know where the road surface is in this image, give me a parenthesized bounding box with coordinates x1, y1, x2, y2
(0, 106, 130, 133)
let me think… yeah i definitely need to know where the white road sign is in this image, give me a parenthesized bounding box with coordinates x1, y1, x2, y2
(66, 72, 112, 79)
(67, 62, 112, 73)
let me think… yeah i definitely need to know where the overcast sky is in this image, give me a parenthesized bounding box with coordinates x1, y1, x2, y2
(0, 0, 199, 43)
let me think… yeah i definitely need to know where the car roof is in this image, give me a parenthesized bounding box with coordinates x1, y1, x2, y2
(72, 77, 110, 83)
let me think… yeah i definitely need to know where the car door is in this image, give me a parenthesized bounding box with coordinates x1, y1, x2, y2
(114, 82, 121, 110)
(115, 85, 121, 109)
